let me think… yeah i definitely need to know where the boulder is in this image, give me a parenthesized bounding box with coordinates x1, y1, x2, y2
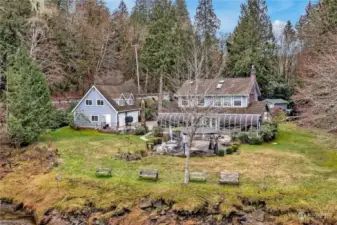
(140, 198, 152, 209)
(252, 209, 265, 222)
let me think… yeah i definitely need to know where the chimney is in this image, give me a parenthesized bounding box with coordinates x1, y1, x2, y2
(250, 65, 256, 83)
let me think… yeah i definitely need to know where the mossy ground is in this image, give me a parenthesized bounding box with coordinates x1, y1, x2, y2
(0, 123, 336, 223)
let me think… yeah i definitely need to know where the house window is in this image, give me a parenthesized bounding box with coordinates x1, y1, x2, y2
(119, 99, 125, 106)
(222, 96, 231, 106)
(91, 115, 99, 122)
(214, 97, 221, 106)
(182, 97, 188, 106)
(97, 100, 104, 106)
(234, 97, 242, 106)
(198, 97, 205, 106)
(86, 99, 93, 105)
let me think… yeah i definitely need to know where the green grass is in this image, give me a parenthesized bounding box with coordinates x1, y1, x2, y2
(1, 124, 337, 223)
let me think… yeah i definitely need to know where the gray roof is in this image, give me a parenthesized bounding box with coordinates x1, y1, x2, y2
(175, 78, 261, 96)
(264, 99, 289, 104)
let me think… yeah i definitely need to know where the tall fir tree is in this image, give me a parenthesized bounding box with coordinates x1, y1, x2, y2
(6, 48, 53, 146)
(117, 0, 128, 17)
(227, 0, 277, 96)
(141, 0, 178, 110)
(130, 0, 154, 25)
(195, 0, 220, 77)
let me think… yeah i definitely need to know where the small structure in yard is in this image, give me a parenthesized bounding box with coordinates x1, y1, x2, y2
(263, 99, 289, 111)
(219, 172, 240, 185)
(95, 168, 112, 177)
(139, 168, 159, 180)
(189, 171, 207, 182)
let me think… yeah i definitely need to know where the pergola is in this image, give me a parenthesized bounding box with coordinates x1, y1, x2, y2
(157, 113, 261, 133)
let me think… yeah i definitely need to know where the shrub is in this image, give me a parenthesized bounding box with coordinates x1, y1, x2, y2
(226, 147, 233, 154)
(232, 142, 240, 152)
(153, 126, 163, 137)
(51, 109, 73, 130)
(237, 133, 249, 143)
(261, 122, 278, 142)
(248, 135, 263, 145)
(218, 149, 225, 156)
(140, 149, 148, 157)
(134, 126, 146, 135)
(163, 133, 170, 142)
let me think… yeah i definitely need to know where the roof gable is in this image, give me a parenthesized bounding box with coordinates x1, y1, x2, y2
(71, 86, 117, 113)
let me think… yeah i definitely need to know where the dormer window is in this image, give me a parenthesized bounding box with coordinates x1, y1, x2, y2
(119, 99, 125, 106)
(86, 99, 93, 105)
(234, 97, 242, 107)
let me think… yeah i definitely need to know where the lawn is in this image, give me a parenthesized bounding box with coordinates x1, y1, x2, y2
(0, 123, 336, 223)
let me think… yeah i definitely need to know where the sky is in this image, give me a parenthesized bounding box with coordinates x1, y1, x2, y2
(104, 0, 315, 36)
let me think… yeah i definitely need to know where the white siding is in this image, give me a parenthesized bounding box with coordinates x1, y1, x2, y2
(118, 111, 139, 127)
(178, 96, 248, 108)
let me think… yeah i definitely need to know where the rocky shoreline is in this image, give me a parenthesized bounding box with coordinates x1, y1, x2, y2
(0, 197, 329, 225)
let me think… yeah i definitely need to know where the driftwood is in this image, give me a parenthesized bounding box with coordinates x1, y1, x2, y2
(139, 168, 159, 180)
(95, 168, 112, 177)
(189, 171, 207, 182)
(219, 172, 239, 185)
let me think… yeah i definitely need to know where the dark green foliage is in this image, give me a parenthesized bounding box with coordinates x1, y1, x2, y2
(141, 0, 179, 92)
(226, 147, 233, 154)
(217, 149, 225, 156)
(260, 122, 278, 142)
(50, 109, 73, 130)
(6, 48, 53, 146)
(153, 126, 163, 137)
(227, 0, 277, 96)
(145, 107, 154, 120)
(195, 0, 220, 41)
(131, 0, 153, 24)
(265, 79, 293, 100)
(134, 126, 147, 135)
(0, 0, 31, 89)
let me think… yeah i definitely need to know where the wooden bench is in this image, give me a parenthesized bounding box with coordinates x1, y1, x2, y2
(95, 168, 112, 177)
(139, 168, 159, 180)
(189, 171, 207, 182)
(219, 172, 239, 185)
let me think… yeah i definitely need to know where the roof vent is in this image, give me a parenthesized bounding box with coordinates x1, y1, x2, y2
(190, 81, 194, 84)
(219, 80, 225, 83)
(216, 83, 223, 89)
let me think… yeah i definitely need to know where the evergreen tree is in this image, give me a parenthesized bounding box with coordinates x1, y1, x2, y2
(176, 0, 190, 22)
(6, 48, 53, 146)
(0, 0, 31, 93)
(141, 0, 178, 110)
(227, 0, 277, 96)
(130, 0, 153, 25)
(195, 0, 220, 77)
(195, 0, 220, 42)
(117, 0, 128, 17)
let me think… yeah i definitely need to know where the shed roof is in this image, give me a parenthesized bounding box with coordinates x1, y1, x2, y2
(264, 99, 289, 104)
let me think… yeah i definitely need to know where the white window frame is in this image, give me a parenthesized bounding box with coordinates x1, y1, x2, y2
(97, 99, 104, 106)
(91, 115, 99, 122)
(198, 97, 205, 107)
(181, 97, 188, 106)
(214, 97, 222, 107)
(234, 96, 242, 107)
(222, 96, 232, 107)
(86, 99, 93, 106)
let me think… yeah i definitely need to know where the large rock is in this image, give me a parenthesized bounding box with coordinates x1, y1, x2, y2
(252, 209, 265, 222)
(140, 198, 152, 209)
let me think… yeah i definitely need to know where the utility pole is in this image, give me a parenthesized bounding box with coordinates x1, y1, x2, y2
(133, 44, 140, 94)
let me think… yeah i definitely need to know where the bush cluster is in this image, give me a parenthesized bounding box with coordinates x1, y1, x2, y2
(50, 109, 73, 130)
(134, 126, 147, 135)
(153, 126, 163, 137)
(232, 122, 278, 145)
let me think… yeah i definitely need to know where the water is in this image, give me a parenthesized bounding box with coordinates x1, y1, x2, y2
(0, 204, 35, 225)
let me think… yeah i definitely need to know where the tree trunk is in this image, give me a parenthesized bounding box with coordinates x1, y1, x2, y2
(184, 138, 191, 184)
(158, 73, 163, 112)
